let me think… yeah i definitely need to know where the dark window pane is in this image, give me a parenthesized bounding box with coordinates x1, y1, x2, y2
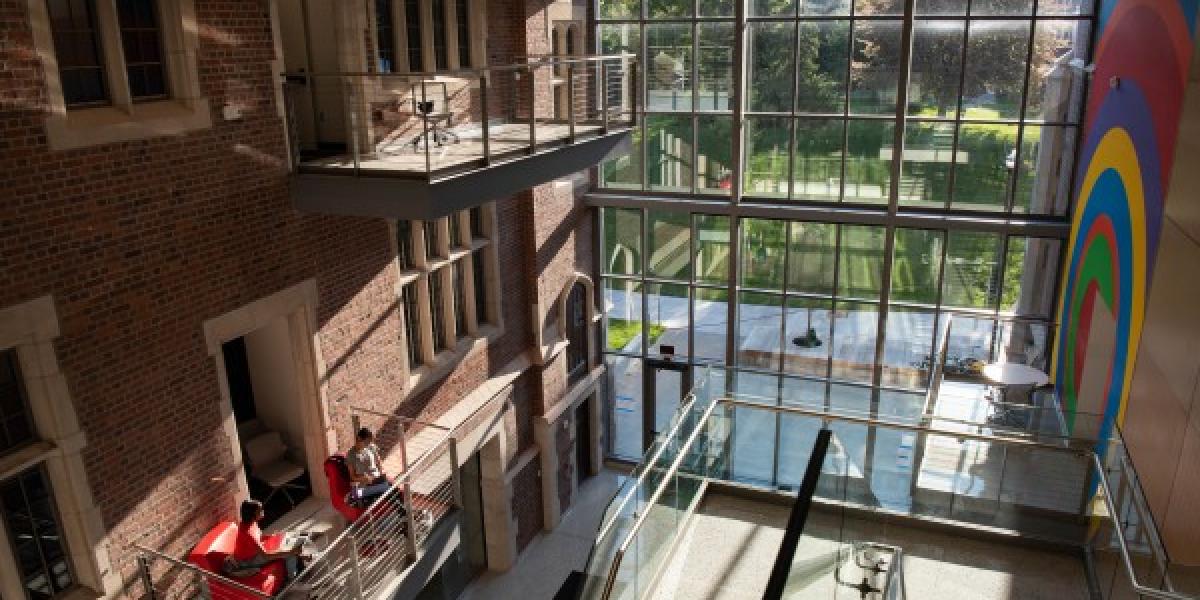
(452, 262, 467, 338)
(405, 0, 423, 70)
(48, 0, 108, 106)
(449, 213, 463, 248)
(376, 0, 395, 72)
(455, 0, 470, 67)
(432, 0, 448, 70)
(402, 285, 423, 367)
(1, 467, 74, 598)
(430, 272, 447, 352)
(0, 350, 37, 454)
(566, 283, 589, 384)
(472, 250, 489, 325)
(397, 220, 415, 270)
(424, 220, 441, 259)
(468, 207, 484, 239)
(117, 0, 168, 100)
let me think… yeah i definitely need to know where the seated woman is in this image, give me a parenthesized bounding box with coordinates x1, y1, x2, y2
(225, 500, 305, 581)
(346, 428, 391, 508)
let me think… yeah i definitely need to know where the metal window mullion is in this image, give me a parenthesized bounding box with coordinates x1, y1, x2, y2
(943, 18, 971, 210)
(688, 214, 698, 361)
(641, 208, 650, 358)
(826, 224, 843, 384)
(730, 0, 746, 204)
(871, 0, 916, 390)
(778, 221, 792, 374)
(839, 18, 854, 203)
(1006, 5, 1040, 214)
(926, 229, 949, 390)
(784, 18, 801, 201)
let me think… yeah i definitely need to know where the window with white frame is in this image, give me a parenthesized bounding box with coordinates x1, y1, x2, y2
(393, 204, 499, 380)
(28, 0, 209, 149)
(373, 0, 480, 73)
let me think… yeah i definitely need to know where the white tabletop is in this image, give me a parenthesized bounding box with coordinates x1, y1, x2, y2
(982, 362, 1050, 386)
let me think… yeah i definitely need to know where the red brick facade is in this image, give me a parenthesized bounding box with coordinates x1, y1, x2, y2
(0, 0, 596, 596)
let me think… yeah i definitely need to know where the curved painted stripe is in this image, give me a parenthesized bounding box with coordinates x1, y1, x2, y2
(1094, 0, 1194, 80)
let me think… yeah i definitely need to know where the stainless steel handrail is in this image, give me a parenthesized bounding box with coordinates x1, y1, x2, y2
(133, 543, 274, 599)
(590, 395, 1197, 600)
(600, 397, 724, 599)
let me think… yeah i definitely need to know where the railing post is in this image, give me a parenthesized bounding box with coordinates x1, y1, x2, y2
(403, 480, 420, 558)
(566, 64, 576, 144)
(351, 413, 361, 436)
(137, 554, 156, 600)
(421, 80, 432, 175)
(347, 537, 366, 600)
(345, 78, 361, 176)
(480, 74, 490, 165)
(601, 62, 610, 134)
(527, 65, 537, 153)
(448, 438, 463, 508)
(399, 422, 410, 472)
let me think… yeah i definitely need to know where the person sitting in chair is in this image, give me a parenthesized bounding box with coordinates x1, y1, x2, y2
(346, 428, 391, 508)
(225, 499, 305, 581)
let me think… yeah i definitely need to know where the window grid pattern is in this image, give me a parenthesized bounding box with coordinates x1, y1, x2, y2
(47, 0, 109, 107)
(376, 0, 397, 72)
(1, 466, 74, 600)
(405, 0, 424, 70)
(116, 0, 168, 100)
(394, 206, 494, 374)
(597, 0, 1093, 217)
(600, 208, 1060, 393)
(455, 0, 471, 67)
(431, 0, 449, 70)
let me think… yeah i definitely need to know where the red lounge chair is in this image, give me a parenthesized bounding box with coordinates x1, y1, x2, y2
(187, 521, 287, 598)
(323, 455, 365, 522)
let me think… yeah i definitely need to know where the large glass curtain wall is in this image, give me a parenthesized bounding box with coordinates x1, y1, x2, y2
(597, 0, 1092, 215)
(602, 207, 1062, 460)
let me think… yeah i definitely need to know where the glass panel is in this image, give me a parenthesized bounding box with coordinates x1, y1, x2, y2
(746, 22, 795, 112)
(855, 0, 903, 15)
(699, 0, 734, 16)
(800, 0, 850, 15)
(1038, 0, 1093, 15)
(940, 313, 994, 367)
(1001, 237, 1061, 317)
(915, 0, 965, 15)
(404, 0, 423, 69)
(890, 228, 943, 305)
(792, 119, 844, 202)
(972, 0, 1033, 16)
(941, 231, 1003, 310)
(599, 25, 643, 189)
(837, 225, 886, 300)
(401, 284, 423, 366)
(788, 221, 835, 295)
(648, 210, 691, 280)
(777, 411, 822, 486)
(693, 287, 729, 363)
(697, 24, 735, 111)
(599, 0, 639, 18)
(908, 20, 964, 118)
(455, 0, 470, 67)
(1026, 20, 1089, 122)
(696, 115, 734, 194)
(831, 301, 878, 381)
(694, 214, 731, 284)
(743, 116, 792, 198)
(795, 20, 850, 114)
(471, 249, 488, 325)
(452, 262, 467, 337)
(732, 405, 776, 484)
(652, 369, 684, 437)
(961, 20, 1031, 121)
(429, 272, 447, 352)
(648, 0, 691, 17)
(741, 218, 787, 290)
(785, 297, 832, 377)
(0, 467, 74, 598)
(0, 350, 36, 454)
(844, 120, 893, 204)
(1013, 125, 1075, 216)
(431, 0, 448, 69)
(605, 278, 644, 353)
(49, 0, 108, 106)
(375, 0, 395, 72)
(118, 0, 168, 100)
(882, 306, 937, 387)
(737, 291, 784, 371)
(646, 283, 689, 358)
(607, 355, 643, 459)
(849, 20, 902, 115)
(423, 220, 442, 259)
(603, 207, 642, 276)
(647, 115, 694, 193)
(646, 24, 693, 112)
(751, 0, 793, 18)
(900, 121, 955, 208)
(951, 123, 1018, 211)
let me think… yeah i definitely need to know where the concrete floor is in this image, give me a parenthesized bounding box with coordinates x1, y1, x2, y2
(457, 469, 625, 600)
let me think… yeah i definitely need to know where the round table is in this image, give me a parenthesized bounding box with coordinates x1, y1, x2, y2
(982, 362, 1050, 387)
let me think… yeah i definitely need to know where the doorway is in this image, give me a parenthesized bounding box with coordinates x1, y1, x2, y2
(574, 399, 593, 487)
(275, 0, 348, 155)
(641, 358, 691, 453)
(220, 316, 314, 524)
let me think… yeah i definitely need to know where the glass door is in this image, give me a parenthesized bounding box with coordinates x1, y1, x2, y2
(642, 358, 691, 452)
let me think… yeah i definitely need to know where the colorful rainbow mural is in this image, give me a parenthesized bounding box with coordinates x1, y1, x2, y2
(1053, 0, 1198, 442)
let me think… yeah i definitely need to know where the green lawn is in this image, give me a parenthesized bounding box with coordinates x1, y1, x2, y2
(607, 318, 666, 352)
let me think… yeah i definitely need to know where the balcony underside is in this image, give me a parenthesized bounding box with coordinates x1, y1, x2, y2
(290, 125, 632, 220)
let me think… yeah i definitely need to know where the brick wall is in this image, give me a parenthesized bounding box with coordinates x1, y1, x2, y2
(510, 455, 543, 552)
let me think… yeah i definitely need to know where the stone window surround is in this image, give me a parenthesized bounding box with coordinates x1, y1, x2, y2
(26, 0, 211, 151)
(0, 296, 121, 600)
(390, 203, 504, 399)
(368, 0, 485, 73)
(200, 280, 334, 500)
